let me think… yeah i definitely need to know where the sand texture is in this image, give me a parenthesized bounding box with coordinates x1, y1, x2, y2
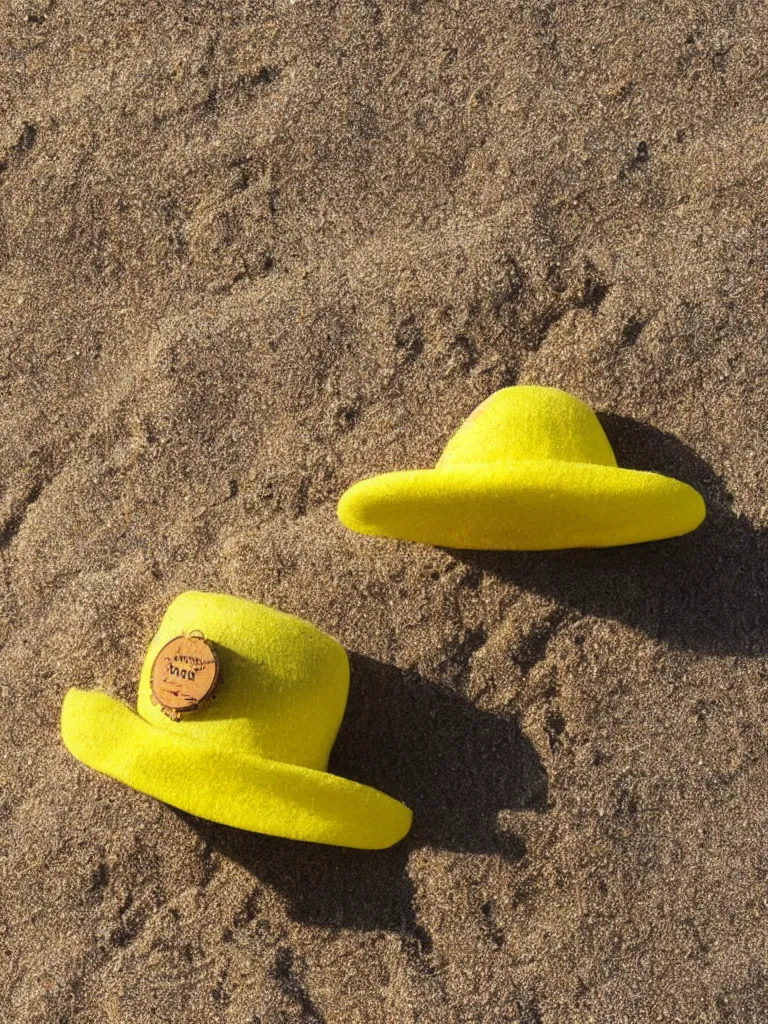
(2, 1, 768, 1021)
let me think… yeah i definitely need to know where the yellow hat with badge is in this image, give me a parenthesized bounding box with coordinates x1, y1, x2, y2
(338, 385, 706, 550)
(61, 591, 412, 849)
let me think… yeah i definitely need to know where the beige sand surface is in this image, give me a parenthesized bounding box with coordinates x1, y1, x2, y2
(2, 1, 768, 1021)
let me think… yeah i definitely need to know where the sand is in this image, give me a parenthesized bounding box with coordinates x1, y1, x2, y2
(2, 1, 768, 1021)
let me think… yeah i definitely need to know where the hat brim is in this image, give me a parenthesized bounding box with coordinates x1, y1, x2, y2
(338, 461, 706, 550)
(61, 689, 412, 850)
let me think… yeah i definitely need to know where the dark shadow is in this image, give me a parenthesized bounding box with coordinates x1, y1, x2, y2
(449, 413, 768, 657)
(176, 653, 547, 948)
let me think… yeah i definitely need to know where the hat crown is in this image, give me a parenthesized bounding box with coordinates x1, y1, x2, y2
(136, 592, 349, 773)
(437, 386, 617, 469)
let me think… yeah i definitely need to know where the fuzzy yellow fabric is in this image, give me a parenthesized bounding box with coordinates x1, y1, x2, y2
(60, 592, 412, 849)
(338, 386, 706, 550)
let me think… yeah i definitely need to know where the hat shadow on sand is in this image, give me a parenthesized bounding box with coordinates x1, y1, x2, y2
(177, 652, 547, 951)
(450, 413, 768, 658)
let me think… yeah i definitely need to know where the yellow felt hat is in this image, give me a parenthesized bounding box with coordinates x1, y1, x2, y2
(60, 591, 412, 849)
(338, 386, 706, 550)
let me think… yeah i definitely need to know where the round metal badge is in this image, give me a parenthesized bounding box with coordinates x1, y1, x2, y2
(150, 633, 219, 721)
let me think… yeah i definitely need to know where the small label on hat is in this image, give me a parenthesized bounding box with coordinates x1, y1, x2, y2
(150, 634, 219, 721)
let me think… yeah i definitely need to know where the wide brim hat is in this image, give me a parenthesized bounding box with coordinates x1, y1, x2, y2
(61, 592, 412, 849)
(338, 386, 706, 550)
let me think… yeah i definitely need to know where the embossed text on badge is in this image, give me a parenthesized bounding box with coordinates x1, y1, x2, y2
(150, 633, 219, 721)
